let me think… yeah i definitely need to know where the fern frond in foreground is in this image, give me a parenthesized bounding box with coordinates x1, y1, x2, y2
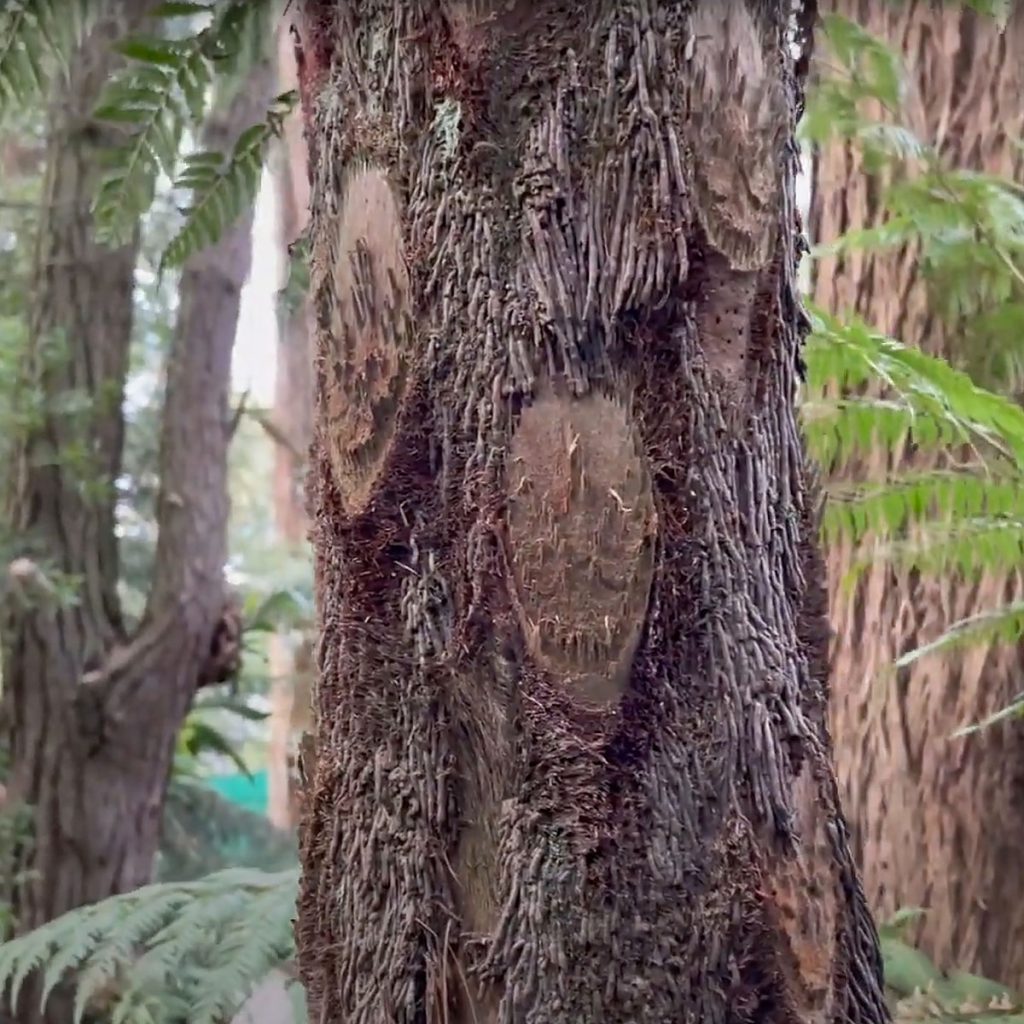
(91, 0, 276, 249)
(0, 866, 300, 1024)
(0, 0, 101, 122)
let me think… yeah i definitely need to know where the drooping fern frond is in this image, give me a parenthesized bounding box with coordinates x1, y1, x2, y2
(0, 866, 300, 1024)
(802, 14, 1024, 700)
(822, 470, 1024, 544)
(161, 88, 296, 270)
(892, 601, 1024, 672)
(849, 514, 1024, 584)
(817, 170, 1024, 329)
(0, 0, 103, 123)
(3, 0, 291, 263)
(92, 39, 210, 245)
(91, 0, 275, 248)
(803, 305, 1024, 470)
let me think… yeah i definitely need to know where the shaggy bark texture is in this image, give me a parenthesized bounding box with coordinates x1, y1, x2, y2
(813, 0, 1024, 987)
(0, 10, 273, 998)
(294, 2, 887, 1021)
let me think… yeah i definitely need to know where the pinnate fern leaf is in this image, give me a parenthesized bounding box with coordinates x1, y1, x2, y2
(0, 0, 101, 122)
(0, 867, 299, 1023)
(93, 45, 209, 245)
(804, 305, 1024, 470)
(895, 602, 1024, 671)
(802, 14, 1024, 718)
(90, 0, 275, 248)
(161, 89, 296, 270)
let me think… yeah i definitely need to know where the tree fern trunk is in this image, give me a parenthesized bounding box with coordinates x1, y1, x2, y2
(812, 0, 1024, 987)
(0, 16, 274, 1021)
(292, 2, 887, 1022)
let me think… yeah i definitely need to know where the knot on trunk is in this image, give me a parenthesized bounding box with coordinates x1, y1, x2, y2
(197, 599, 243, 689)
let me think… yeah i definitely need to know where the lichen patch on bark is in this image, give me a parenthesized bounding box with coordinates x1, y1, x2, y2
(506, 385, 655, 706)
(319, 165, 411, 513)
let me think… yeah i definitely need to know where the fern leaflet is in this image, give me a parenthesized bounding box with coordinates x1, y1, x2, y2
(161, 88, 296, 269)
(0, 867, 300, 1023)
(0, 0, 100, 122)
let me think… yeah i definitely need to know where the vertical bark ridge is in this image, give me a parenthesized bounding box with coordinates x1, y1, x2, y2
(268, 20, 316, 831)
(296, 2, 885, 1022)
(812, 1, 1024, 985)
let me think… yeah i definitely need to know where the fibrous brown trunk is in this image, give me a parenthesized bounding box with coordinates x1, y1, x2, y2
(811, 1, 1024, 987)
(267, 21, 315, 832)
(0, 5, 274, 991)
(293, 3, 887, 1022)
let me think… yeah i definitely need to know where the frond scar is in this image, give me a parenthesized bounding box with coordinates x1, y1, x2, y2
(506, 385, 656, 706)
(320, 165, 411, 513)
(686, 0, 785, 270)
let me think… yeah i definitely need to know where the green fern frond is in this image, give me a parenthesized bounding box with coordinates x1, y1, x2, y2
(800, 12, 908, 155)
(803, 305, 1024, 469)
(161, 88, 296, 269)
(951, 691, 1024, 739)
(0, 0, 101, 123)
(93, 47, 209, 245)
(804, 395, 966, 470)
(895, 602, 1024, 670)
(0, 867, 299, 1023)
(91, 0, 277, 248)
(822, 472, 1024, 545)
(867, 516, 1024, 581)
(802, 13, 1024, 711)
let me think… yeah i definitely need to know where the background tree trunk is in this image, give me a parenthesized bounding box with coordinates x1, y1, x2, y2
(811, 1, 1024, 986)
(293, 2, 886, 1022)
(2, 0, 155, 934)
(267, 21, 315, 832)
(0, 8, 275, 974)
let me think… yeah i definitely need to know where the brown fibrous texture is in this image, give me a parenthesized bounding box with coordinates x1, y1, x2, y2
(294, 1, 886, 1022)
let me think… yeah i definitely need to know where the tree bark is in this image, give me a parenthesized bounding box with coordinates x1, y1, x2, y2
(268, 20, 315, 832)
(293, 2, 887, 1022)
(1, 1, 154, 936)
(0, 4, 275, 972)
(811, 1, 1024, 987)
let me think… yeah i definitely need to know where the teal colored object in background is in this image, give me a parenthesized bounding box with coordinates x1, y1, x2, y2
(205, 769, 269, 814)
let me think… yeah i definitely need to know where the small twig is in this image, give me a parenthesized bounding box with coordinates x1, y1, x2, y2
(228, 389, 250, 440)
